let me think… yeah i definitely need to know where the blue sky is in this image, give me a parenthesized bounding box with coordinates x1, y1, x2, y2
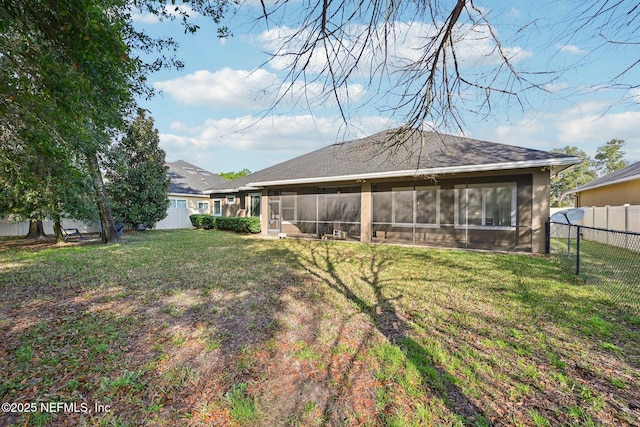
(133, 1, 640, 175)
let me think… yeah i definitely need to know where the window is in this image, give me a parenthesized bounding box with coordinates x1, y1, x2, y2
(226, 196, 236, 204)
(392, 187, 439, 226)
(213, 199, 222, 216)
(197, 201, 209, 211)
(169, 199, 187, 209)
(248, 193, 261, 217)
(455, 183, 516, 228)
(282, 192, 296, 223)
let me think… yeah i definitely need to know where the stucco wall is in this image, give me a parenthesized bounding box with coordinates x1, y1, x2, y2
(575, 179, 640, 207)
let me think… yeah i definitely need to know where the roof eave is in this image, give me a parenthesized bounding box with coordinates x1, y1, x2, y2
(249, 157, 582, 187)
(567, 174, 640, 194)
(168, 192, 209, 198)
(203, 185, 261, 194)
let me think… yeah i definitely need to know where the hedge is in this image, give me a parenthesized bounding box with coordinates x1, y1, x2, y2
(216, 216, 261, 234)
(189, 214, 260, 234)
(189, 214, 216, 230)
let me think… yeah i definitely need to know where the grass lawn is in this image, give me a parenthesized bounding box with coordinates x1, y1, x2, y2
(1, 230, 638, 426)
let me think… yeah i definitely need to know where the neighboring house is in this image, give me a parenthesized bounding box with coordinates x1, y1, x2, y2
(569, 161, 640, 207)
(207, 129, 580, 253)
(156, 160, 228, 230)
(0, 160, 226, 235)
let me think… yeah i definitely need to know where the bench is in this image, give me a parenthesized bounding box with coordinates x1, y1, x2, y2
(62, 228, 83, 241)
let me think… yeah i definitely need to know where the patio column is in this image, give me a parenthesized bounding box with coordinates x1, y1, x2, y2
(360, 181, 372, 243)
(261, 191, 269, 237)
(532, 169, 550, 253)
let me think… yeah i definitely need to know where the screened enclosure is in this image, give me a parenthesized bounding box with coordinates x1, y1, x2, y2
(371, 180, 532, 250)
(268, 187, 361, 240)
(265, 176, 534, 251)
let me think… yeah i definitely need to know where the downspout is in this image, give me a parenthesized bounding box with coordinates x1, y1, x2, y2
(412, 181, 417, 244)
(465, 178, 469, 249)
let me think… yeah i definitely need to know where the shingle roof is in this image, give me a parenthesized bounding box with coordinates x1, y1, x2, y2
(208, 129, 579, 191)
(166, 160, 227, 195)
(570, 160, 640, 194)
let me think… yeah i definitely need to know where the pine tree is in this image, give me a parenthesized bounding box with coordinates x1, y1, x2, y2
(106, 110, 170, 229)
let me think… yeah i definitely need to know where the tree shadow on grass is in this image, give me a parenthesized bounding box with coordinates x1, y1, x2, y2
(287, 240, 488, 424)
(0, 231, 296, 426)
(428, 249, 640, 424)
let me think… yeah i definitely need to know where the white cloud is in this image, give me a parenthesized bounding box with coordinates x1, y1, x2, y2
(259, 21, 532, 76)
(131, 12, 160, 24)
(159, 114, 390, 171)
(164, 114, 387, 152)
(544, 82, 569, 93)
(557, 44, 584, 55)
(558, 111, 640, 145)
(507, 7, 521, 18)
(495, 118, 546, 139)
(153, 68, 366, 110)
(154, 68, 280, 108)
(169, 121, 190, 132)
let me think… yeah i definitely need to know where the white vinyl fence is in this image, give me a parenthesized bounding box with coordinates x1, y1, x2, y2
(0, 218, 100, 237)
(551, 205, 640, 232)
(155, 207, 193, 230)
(577, 205, 640, 233)
(550, 205, 640, 251)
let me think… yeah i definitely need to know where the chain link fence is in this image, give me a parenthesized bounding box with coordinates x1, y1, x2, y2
(547, 222, 640, 311)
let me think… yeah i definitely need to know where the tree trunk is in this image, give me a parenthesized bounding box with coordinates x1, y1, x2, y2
(26, 219, 47, 239)
(53, 214, 64, 243)
(86, 151, 120, 243)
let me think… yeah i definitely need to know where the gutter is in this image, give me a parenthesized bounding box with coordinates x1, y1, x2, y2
(248, 157, 581, 187)
(567, 174, 640, 194)
(203, 186, 261, 195)
(169, 192, 209, 198)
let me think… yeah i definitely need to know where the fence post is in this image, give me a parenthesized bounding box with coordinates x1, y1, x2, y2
(605, 205, 610, 244)
(545, 221, 550, 254)
(625, 204, 630, 249)
(576, 225, 581, 276)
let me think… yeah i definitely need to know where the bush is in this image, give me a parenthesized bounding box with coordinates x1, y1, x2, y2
(189, 215, 260, 233)
(215, 216, 261, 234)
(189, 214, 216, 230)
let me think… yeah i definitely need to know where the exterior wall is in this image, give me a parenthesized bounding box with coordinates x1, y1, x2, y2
(531, 168, 550, 254)
(575, 179, 640, 207)
(209, 192, 263, 224)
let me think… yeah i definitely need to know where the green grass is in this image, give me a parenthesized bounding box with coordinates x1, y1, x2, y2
(0, 229, 638, 426)
(224, 382, 259, 425)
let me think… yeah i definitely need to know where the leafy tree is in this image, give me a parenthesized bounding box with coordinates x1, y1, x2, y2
(105, 110, 170, 229)
(0, 1, 231, 242)
(218, 168, 251, 180)
(550, 147, 597, 207)
(0, 115, 98, 241)
(595, 139, 628, 176)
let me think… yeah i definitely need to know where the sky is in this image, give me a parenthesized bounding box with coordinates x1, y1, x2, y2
(133, 1, 640, 175)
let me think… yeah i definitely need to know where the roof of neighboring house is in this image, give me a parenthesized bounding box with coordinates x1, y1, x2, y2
(207, 129, 580, 192)
(166, 160, 227, 195)
(569, 160, 640, 194)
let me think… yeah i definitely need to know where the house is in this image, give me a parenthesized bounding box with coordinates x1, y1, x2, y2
(207, 129, 580, 253)
(569, 161, 640, 207)
(155, 160, 228, 229)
